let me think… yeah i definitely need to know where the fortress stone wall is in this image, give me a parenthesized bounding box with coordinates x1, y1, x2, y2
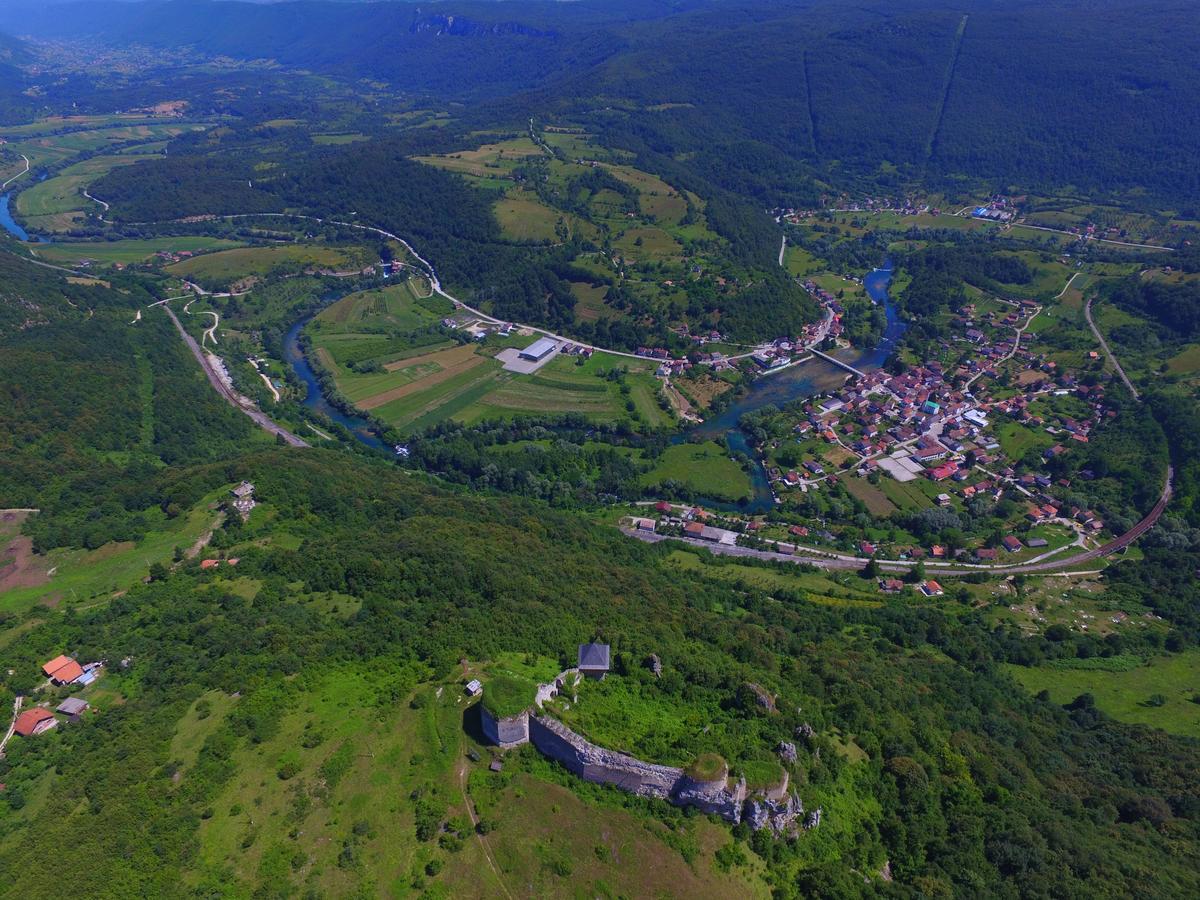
(480, 706, 530, 748)
(528, 714, 767, 826)
(476, 682, 812, 832)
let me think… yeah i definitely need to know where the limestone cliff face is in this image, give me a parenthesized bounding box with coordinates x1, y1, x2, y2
(674, 773, 747, 825)
(408, 14, 553, 39)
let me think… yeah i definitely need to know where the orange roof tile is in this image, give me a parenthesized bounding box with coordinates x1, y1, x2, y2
(14, 708, 55, 736)
(42, 655, 73, 677)
(49, 660, 83, 684)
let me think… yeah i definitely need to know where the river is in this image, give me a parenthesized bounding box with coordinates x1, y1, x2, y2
(683, 263, 904, 513)
(280, 262, 903, 494)
(0, 193, 30, 241)
(282, 313, 389, 451)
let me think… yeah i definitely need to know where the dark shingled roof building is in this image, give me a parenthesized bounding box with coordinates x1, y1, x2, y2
(578, 642, 610, 680)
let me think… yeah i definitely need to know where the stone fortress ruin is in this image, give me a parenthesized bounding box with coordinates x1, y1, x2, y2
(476, 644, 818, 834)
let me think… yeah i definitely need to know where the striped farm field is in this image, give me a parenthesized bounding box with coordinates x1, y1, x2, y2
(371, 363, 504, 428)
(359, 345, 486, 410)
(476, 380, 619, 415)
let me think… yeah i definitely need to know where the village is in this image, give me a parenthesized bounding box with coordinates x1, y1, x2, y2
(622, 271, 1122, 583)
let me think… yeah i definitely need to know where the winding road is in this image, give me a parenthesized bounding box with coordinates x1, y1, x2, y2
(161, 303, 309, 447)
(629, 465, 1172, 576)
(1085, 295, 1140, 400)
(180, 213, 652, 361)
(1, 154, 30, 190)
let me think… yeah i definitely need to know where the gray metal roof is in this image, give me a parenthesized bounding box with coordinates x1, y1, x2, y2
(578, 642, 610, 670)
(56, 697, 88, 715)
(520, 336, 557, 359)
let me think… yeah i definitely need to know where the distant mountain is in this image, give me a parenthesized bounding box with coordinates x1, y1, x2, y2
(0, 30, 36, 123)
(1, 0, 1198, 205)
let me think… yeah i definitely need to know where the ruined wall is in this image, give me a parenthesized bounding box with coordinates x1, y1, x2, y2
(529, 714, 751, 823)
(529, 714, 681, 799)
(480, 706, 529, 747)
(485, 709, 815, 832)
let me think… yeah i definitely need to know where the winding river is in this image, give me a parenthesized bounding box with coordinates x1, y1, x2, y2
(280, 261, 902, 512)
(0, 193, 31, 241)
(282, 313, 389, 451)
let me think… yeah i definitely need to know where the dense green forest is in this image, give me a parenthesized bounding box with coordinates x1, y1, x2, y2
(6, 0, 1200, 206)
(2, 447, 1198, 895)
(0, 250, 257, 551)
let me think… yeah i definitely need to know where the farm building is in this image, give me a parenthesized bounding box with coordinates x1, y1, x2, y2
(519, 337, 557, 362)
(42, 655, 84, 685)
(56, 697, 89, 720)
(14, 708, 57, 737)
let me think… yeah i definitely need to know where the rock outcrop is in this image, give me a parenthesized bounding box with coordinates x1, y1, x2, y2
(746, 792, 804, 835)
(674, 772, 747, 825)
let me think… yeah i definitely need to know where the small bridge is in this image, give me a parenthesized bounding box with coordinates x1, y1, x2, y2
(811, 348, 866, 379)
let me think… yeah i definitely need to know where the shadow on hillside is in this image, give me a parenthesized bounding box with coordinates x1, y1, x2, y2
(462, 700, 488, 746)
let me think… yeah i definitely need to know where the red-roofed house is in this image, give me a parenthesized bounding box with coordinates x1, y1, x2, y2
(920, 580, 945, 597)
(1002, 535, 1023, 552)
(14, 707, 57, 737)
(42, 656, 83, 685)
(41, 655, 73, 678)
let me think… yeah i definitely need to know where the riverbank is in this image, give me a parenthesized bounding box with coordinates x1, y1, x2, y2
(679, 264, 904, 513)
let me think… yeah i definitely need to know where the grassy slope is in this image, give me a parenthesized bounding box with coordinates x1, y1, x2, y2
(1005, 652, 1200, 738)
(641, 442, 752, 501)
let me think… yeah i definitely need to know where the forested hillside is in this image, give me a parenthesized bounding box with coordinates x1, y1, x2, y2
(0, 250, 258, 551)
(1, 447, 1198, 896)
(5, 0, 1200, 205)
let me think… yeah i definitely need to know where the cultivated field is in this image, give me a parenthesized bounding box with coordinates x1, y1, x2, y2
(166, 244, 366, 285)
(33, 236, 244, 266)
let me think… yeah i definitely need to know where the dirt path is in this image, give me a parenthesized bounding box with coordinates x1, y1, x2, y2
(1, 154, 30, 190)
(456, 757, 514, 900)
(0, 695, 24, 757)
(201, 310, 219, 347)
(182, 510, 225, 562)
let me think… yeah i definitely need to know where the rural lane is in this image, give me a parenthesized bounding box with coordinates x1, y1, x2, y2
(161, 303, 309, 447)
(626, 464, 1172, 576)
(1085, 295, 1140, 400)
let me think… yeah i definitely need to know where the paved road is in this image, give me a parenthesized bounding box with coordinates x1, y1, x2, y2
(626, 464, 1172, 576)
(1085, 295, 1140, 400)
(1, 154, 30, 190)
(161, 304, 309, 447)
(964, 303, 1039, 390)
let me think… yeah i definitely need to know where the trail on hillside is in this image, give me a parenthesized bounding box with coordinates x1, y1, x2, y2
(924, 15, 968, 167)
